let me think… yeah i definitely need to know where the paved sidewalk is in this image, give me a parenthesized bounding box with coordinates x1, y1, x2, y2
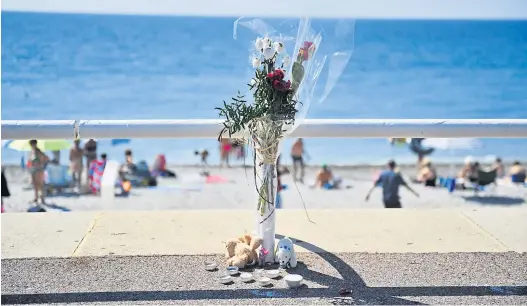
(2, 253, 526, 305)
(2, 208, 526, 259)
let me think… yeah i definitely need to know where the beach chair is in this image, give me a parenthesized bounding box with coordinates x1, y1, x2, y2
(44, 164, 73, 194)
(473, 169, 498, 195)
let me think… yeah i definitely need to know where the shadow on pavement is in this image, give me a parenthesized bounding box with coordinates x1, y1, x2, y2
(462, 195, 525, 205)
(2, 235, 526, 304)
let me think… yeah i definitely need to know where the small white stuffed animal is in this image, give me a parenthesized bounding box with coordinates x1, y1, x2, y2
(275, 237, 297, 268)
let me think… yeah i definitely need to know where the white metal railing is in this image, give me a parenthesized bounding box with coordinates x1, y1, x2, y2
(2, 119, 527, 140)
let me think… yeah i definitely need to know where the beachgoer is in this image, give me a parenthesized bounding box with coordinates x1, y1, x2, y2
(220, 139, 231, 168)
(459, 159, 479, 180)
(509, 161, 526, 183)
(493, 157, 505, 178)
(69, 139, 84, 189)
(314, 164, 333, 188)
(291, 138, 305, 183)
(122, 149, 136, 172)
(28, 140, 49, 204)
(416, 158, 437, 187)
(2, 168, 11, 213)
(153, 154, 176, 177)
(51, 150, 61, 165)
(365, 160, 419, 208)
(231, 140, 245, 160)
(195, 149, 209, 166)
(101, 153, 107, 166)
(84, 139, 97, 182)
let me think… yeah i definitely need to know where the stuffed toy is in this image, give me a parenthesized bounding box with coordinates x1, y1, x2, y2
(275, 237, 297, 268)
(225, 234, 263, 269)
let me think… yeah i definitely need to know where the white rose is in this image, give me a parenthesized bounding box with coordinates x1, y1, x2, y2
(262, 37, 271, 48)
(273, 42, 284, 54)
(251, 57, 261, 68)
(255, 37, 264, 51)
(262, 47, 274, 60)
(282, 56, 291, 67)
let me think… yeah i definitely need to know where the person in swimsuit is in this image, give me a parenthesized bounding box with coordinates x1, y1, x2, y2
(509, 161, 526, 183)
(314, 164, 333, 188)
(84, 139, 97, 183)
(291, 138, 305, 183)
(69, 139, 84, 190)
(220, 139, 231, 168)
(28, 140, 49, 204)
(415, 159, 437, 187)
(493, 157, 505, 178)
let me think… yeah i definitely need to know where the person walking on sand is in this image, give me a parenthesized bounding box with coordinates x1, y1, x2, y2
(365, 160, 419, 208)
(69, 139, 84, 190)
(291, 138, 306, 183)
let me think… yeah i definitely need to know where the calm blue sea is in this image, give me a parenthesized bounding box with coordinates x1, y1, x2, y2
(2, 12, 527, 165)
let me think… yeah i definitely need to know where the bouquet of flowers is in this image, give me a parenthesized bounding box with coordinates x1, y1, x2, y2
(216, 17, 355, 262)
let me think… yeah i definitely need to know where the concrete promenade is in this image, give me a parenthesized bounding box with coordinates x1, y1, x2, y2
(2, 208, 527, 258)
(2, 209, 526, 305)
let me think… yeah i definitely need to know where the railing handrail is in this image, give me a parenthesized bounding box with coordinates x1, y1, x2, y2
(2, 119, 527, 140)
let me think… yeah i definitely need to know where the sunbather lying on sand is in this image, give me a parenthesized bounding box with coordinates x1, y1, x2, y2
(313, 164, 342, 189)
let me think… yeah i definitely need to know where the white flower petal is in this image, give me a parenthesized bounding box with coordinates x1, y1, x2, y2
(273, 42, 284, 54)
(262, 37, 271, 48)
(262, 48, 274, 60)
(255, 38, 264, 51)
(251, 57, 261, 68)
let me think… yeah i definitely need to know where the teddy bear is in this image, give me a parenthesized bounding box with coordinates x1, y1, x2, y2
(224, 234, 263, 269)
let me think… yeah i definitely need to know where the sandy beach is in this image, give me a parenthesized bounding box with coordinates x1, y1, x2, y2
(2, 162, 525, 213)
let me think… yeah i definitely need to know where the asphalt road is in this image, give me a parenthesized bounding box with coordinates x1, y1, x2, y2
(2, 252, 527, 305)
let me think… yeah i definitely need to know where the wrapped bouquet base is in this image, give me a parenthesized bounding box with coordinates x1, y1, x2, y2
(251, 117, 284, 263)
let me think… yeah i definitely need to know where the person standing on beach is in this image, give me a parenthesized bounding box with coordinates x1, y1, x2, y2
(220, 139, 231, 168)
(84, 139, 97, 183)
(28, 140, 49, 204)
(365, 160, 419, 208)
(69, 140, 84, 190)
(291, 138, 306, 183)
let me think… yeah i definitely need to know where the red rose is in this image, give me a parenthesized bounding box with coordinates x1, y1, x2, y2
(285, 80, 291, 89)
(273, 80, 281, 88)
(267, 72, 275, 79)
(274, 69, 285, 80)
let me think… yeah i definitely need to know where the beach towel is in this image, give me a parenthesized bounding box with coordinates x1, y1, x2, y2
(89, 160, 106, 194)
(206, 175, 229, 184)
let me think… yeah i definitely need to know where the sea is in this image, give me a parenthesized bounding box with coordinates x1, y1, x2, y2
(2, 12, 526, 166)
